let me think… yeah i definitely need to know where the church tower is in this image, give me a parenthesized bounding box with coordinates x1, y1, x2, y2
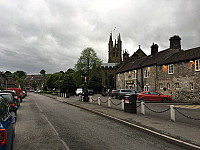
(108, 33, 122, 63)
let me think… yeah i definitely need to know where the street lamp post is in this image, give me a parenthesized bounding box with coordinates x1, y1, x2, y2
(82, 71, 89, 102)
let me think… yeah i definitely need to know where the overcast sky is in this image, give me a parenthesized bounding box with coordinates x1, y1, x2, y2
(0, 0, 200, 74)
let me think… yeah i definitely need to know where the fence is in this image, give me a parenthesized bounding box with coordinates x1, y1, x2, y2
(40, 92, 200, 122)
(88, 96, 200, 122)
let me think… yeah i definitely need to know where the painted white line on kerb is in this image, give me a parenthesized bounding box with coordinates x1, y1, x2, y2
(35, 101, 70, 150)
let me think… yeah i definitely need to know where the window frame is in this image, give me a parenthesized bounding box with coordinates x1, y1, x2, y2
(168, 64, 174, 74)
(132, 70, 137, 79)
(144, 68, 150, 78)
(195, 59, 200, 71)
(191, 83, 194, 90)
(144, 85, 150, 91)
(159, 83, 163, 89)
(167, 83, 170, 89)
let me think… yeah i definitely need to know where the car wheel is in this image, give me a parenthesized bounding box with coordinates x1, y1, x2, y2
(162, 97, 168, 103)
(140, 98, 146, 102)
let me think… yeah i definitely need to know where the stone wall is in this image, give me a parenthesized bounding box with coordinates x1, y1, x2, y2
(157, 61, 200, 103)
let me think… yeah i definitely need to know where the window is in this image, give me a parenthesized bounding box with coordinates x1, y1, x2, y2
(128, 71, 132, 77)
(144, 85, 150, 91)
(168, 64, 174, 74)
(159, 83, 163, 89)
(195, 60, 200, 71)
(144, 68, 150, 78)
(175, 83, 180, 89)
(125, 72, 128, 80)
(191, 83, 194, 90)
(167, 83, 170, 89)
(132, 70, 137, 79)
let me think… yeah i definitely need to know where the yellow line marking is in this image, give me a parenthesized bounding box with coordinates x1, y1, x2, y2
(173, 105, 200, 109)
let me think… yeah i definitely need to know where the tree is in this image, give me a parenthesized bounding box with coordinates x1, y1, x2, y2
(5, 71, 12, 77)
(40, 69, 46, 76)
(46, 72, 63, 90)
(60, 75, 76, 93)
(13, 71, 26, 79)
(74, 47, 102, 87)
(88, 63, 103, 92)
(13, 71, 27, 89)
(65, 68, 75, 75)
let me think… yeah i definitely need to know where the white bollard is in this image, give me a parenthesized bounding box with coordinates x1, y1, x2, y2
(121, 100, 124, 111)
(81, 95, 83, 101)
(89, 96, 92, 103)
(98, 97, 101, 105)
(108, 98, 111, 108)
(141, 102, 145, 115)
(170, 105, 175, 122)
(79, 95, 82, 101)
(64, 93, 66, 98)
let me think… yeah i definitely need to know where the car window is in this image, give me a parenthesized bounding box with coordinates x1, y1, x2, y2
(143, 92, 149, 95)
(150, 92, 159, 95)
(0, 101, 9, 120)
(1, 94, 13, 103)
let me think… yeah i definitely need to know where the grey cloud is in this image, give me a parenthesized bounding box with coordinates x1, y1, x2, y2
(0, 0, 200, 74)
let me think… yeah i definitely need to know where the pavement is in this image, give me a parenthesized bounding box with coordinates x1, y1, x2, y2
(43, 94, 200, 150)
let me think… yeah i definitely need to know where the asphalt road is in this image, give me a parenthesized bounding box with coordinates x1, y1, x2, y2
(14, 93, 187, 150)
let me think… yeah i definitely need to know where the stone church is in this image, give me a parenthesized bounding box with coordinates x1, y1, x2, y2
(101, 33, 146, 90)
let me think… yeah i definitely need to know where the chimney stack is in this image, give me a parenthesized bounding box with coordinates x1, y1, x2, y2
(169, 35, 181, 50)
(151, 43, 159, 55)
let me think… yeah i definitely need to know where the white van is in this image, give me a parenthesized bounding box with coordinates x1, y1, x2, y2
(75, 88, 83, 96)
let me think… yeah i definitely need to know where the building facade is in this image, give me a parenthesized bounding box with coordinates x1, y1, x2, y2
(101, 33, 146, 89)
(24, 75, 47, 91)
(101, 33, 122, 89)
(116, 35, 200, 103)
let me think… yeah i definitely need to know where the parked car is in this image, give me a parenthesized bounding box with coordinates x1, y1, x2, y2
(75, 88, 83, 96)
(87, 89, 94, 95)
(0, 93, 18, 116)
(137, 91, 171, 102)
(22, 90, 27, 97)
(7, 88, 23, 102)
(117, 89, 140, 100)
(110, 90, 119, 98)
(0, 90, 20, 107)
(102, 88, 111, 96)
(0, 96, 16, 150)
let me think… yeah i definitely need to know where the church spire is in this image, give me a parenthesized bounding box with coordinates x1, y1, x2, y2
(109, 32, 112, 41)
(118, 33, 121, 41)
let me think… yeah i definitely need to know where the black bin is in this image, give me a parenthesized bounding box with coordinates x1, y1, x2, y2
(124, 94, 137, 113)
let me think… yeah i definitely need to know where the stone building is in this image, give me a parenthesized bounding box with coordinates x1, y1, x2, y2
(101, 33, 122, 89)
(116, 35, 200, 103)
(101, 33, 146, 89)
(0, 72, 6, 89)
(24, 75, 47, 91)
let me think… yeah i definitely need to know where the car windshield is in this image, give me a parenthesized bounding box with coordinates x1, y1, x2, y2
(1, 94, 13, 103)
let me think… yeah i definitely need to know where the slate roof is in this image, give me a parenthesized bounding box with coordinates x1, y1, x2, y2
(116, 46, 200, 73)
(24, 75, 46, 81)
(158, 47, 200, 65)
(116, 49, 179, 73)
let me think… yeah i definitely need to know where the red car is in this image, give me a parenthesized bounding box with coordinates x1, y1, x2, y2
(137, 91, 171, 102)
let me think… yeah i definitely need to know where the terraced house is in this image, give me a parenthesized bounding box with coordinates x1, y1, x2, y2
(116, 35, 200, 103)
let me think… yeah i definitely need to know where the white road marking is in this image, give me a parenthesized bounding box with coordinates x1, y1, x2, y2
(35, 100, 70, 150)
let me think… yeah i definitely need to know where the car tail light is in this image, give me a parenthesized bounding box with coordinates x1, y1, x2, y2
(0, 129, 7, 146)
(14, 96, 18, 100)
(10, 103, 15, 107)
(112, 91, 114, 93)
